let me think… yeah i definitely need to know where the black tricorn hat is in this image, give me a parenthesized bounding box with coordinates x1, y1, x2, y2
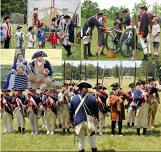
(4, 16, 10, 20)
(2, 89, 11, 92)
(97, 12, 103, 16)
(139, 5, 148, 11)
(140, 80, 146, 85)
(64, 15, 70, 19)
(77, 81, 92, 88)
(16, 25, 23, 30)
(93, 84, 107, 90)
(128, 83, 135, 88)
(32, 51, 47, 59)
(122, 8, 129, 13)
(28, 26, 33, 31)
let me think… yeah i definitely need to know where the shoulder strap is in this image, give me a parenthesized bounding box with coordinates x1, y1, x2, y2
(75, 95, 87, 116)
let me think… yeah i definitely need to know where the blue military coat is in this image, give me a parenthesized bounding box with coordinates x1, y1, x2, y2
(69, 94, 99, 127)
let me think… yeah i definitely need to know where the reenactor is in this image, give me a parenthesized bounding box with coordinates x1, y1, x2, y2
(26, 89, 41, 134)
(126, 83, 136, 128)
(1, 89, 13, 133)
(93, 84, 108, 136)
(134, 81, 149, 135)
(13, 89, 26, 134)
(43, 89, 57, 135)
(69, 82, 99, 152)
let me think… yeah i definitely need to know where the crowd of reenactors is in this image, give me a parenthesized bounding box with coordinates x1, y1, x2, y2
(82, 5, 160, 60)
(1, 78, 160, 152)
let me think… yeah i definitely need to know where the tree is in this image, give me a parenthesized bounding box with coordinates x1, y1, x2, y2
(131, 0, 149, 24)
(81, 0, 100, 19)
(152, 2, 161, 16)
(113, 65, 119, 78)
(1, 0, 27, 23)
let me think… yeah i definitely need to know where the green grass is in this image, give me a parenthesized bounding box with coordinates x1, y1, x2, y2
(1, 77, 161, 151)
(81, 18, 161, 61)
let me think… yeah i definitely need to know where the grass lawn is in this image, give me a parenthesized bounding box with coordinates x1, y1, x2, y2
(81, 18, 161, 61)
(1, 77, 161, 151)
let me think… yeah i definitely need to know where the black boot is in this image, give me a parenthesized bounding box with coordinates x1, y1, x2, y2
(88, 43, 92, 57)
(18, 127, 21, 133)
(67, 129, 70, 134)
(79, 150, 85, 152)
(132, 123, 135, 127)
(143, 54, 148, 61)
(118, 121, 123, 135)
(100, 51, 104, 56)
(143, 128, 147, 135)
(127, 122, 130, 128)
(21, 128, 25, 135)
(63, 128, 65, 134)
(111, 121, 116, 135)
(92, 147, 97, 152)
(137, 128, 140, 135)
(59, 124, 62, 128)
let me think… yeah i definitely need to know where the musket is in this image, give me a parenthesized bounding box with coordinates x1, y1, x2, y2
(101, 65, 106, 86)
(118, 61, 123, 88)
(63, 61, 66, 85)
(85, 63, 87, 81)
(70, 62, 73, 83)
(145, 61, 148, 83)
(72, 1, 81, 19)
(134, 61, 137, 85)
(80, 61, 82, 81)
(96, 61, 99, 91)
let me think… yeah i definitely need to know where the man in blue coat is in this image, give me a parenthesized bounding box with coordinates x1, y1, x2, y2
(139, 6, 150, 61)
(69, 82, 98, 152)
(63, 15, 75, 57)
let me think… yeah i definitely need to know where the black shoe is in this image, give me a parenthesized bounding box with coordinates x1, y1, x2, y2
(143, 128, 147, 135)
(18, 127, 21, 133)
(92, 147, 97, 152)
(21, 128, 25, 135)
(88, 53, 93, 57)
(59, 124, 62, 128)
(132, 123, 135, 127)
(137, 128, 140, 135)
(67, 52, 72, 57)
(127, 123, 130, 128)
(79, 150, 85, 152)
(63, 128, 65, 134)
(100, 51, 104, 56)
(67, 129, 70, 134)
(143, 54, 148, 61)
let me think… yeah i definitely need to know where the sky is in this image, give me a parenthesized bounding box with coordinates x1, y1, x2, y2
(81, 0, 161, 11)
(65, 61, 142, 68)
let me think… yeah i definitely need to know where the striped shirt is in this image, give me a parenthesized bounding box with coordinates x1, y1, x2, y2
(14, 75, 28, 90)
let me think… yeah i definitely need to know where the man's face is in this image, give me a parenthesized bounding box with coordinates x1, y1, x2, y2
(81, 88, 88, 95)
(36, 56, 43, 62)
(6, 18, 10, 23)
(17, 54, 23, 61)
(97, 15, 102, 19)
(140, 84, 145, 89)
(139, 9, 143, 14)
(65, 18, 70, 23)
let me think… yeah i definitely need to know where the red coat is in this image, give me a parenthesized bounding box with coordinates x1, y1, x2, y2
(50, 33, 58, 45)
